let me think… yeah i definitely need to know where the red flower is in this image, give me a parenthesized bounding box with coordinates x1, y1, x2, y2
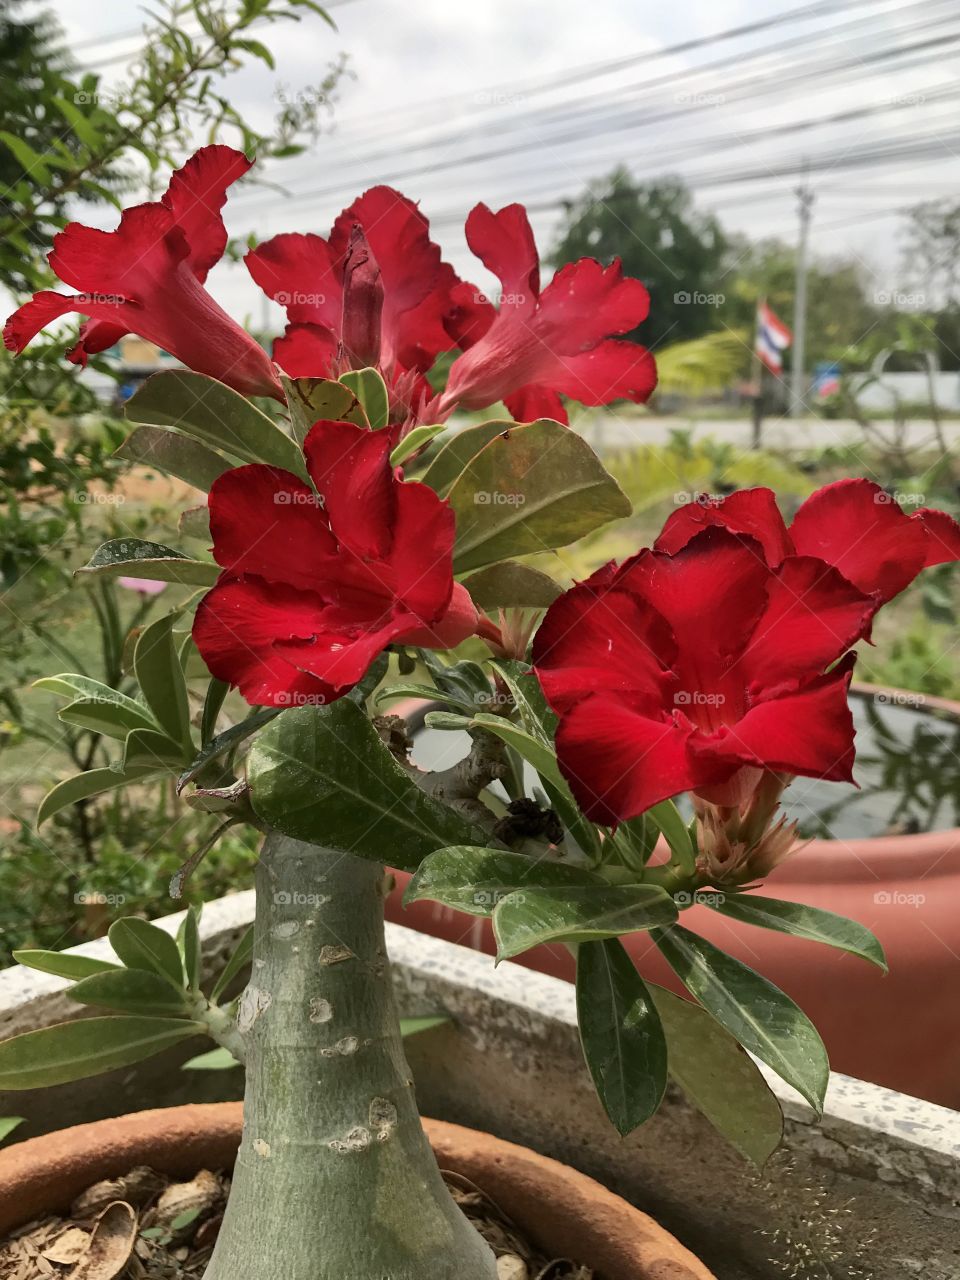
(437, 202, 657, 424)
(655, 479, 960, 607)
(3, 148, 282, 401)
(245, 187, 471, 403)
(192, 419, 479, 707)
(533, 527, 877, 825)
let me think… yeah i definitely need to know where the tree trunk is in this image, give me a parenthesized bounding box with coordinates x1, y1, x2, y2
(204, 831, 496, 1280)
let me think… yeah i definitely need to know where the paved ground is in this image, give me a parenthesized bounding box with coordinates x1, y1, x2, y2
(573, 414, 957, 453)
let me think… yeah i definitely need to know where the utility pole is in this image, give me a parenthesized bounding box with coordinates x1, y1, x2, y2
(790, 164, 815, 417)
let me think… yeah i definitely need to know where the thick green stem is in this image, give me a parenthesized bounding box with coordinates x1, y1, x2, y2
(204, 831, 496, 1280)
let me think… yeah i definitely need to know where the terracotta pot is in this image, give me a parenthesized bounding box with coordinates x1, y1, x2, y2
(389, 683, 960, 1108)
(0, 1103, 714, 1280)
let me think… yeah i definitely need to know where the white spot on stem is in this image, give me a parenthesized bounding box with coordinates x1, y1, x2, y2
(320, 1035, 359, 1058)
(309, 997, 333, 1024)
(328, 1126, 371, 1154)
(318, 945, 354, 966)
(237, 986, 272, 1033)
(253, 1138, 271, 1158)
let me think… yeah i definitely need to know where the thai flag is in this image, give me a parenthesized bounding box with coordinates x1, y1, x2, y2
(755, 299, 792, 376)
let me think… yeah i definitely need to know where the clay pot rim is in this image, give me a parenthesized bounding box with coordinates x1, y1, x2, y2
(397, 682, 960, 875)
(0, 1102, 715, 1280)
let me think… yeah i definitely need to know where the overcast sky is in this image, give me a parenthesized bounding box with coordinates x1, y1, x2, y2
(18, 0, 960, 323)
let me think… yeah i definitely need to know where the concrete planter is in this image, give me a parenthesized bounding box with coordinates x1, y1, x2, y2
(0, 894, 957, 1279)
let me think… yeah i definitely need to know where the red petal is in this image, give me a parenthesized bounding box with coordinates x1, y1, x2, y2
(275, 605, 409, 693)
(49, 202, 183, 296)
(67, 318, 128, 365)
(554, 696, 731, 825)
(789, 479, 928, 603)
(464, 203, 540, 315)
(443, 278, 495, 350)
(385, 479, 457, 622)
(692, 656, 857, 784)
(207, 464, 338, 590)
(397, 582, 478, 648)
(504, 384, 568, 424)
(655, 488, 793, 566)
(736, 555, 873, 695)
(547, 339, 657, 406)
(303, 419, 396, 559)
(245, 232, 342, 329)
(914, 506, 960, 566)
(537, 257, 650, 350)
(272, 322, 338, 379)
(3, 291, 112, 353)
(162, 146, 251, 283)
(533, 583, 675, 716)
(192, 576, 339, 707)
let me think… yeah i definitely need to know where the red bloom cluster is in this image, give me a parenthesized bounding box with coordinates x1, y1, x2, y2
(3, 147, 282, 401)
(193, 419, 479, 707)
(534, 481, 960, 826)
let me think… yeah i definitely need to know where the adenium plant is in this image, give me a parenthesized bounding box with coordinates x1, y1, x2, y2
(3, 147, 959, 1280)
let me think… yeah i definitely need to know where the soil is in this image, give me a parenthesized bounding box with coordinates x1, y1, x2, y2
(0, 1163, 593, 1280)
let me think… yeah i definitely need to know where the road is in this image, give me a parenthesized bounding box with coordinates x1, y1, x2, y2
(572, 415, 957, 453)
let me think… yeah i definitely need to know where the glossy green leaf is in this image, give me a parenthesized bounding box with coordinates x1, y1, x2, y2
(0, 1117, 24, 1143)
(654, 925, 829, 1113)
(126, 371, 306, 476)
(375, 682, 475, 715)
(280, 375, 366, 442)
(494, 883, 677, 959)
(645, 800, 696, 872)
(121, 727, 185, 771)
(648, 982, 783, 1166)
(248, 701, 488, 870)
(200, 679, 230, 745)
(400, 1015, 449, 1037)
(134, 614, 193, 754)
(182, 1046, 239, 1070)
(448, 419, 631, 572)
(77, 539, 220, 587)
(340, 367, 389, 430)
(68, 969, 191, 1016)
(576, 939, 667, 1135)
(178, 706, 281, 790)
(178, 506, 211, 541)
(709, 896, 887, 971)
(179, 906, 202, 990)
(0, 1018, 203, 1090)
(108, 918, 184, 989)
(13, 950, 120, 981)
(405, 846, 605, 917)
(37, 765, 161, 826)
(0, 130, 50, 182)
(390, 424, 446, 466)
(115, 425, 232, 491)
(420, 420, 512, 497)
(34, 675, 159, 738)
(210, 924, 254, 1002)
(461, 562, 563, 610)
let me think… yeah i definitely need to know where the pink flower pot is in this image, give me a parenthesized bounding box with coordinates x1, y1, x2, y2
(388, 684, 960, 1107)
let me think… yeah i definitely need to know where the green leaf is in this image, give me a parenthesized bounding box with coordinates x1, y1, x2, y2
(375, 682, 475, 715)
(77, 539, 219, 587)
(51, 95, 101, 147)
(400, 1015, 449, 1037)
(610, 814, 659, 872)
(236, 36, 275, 67)
(121, 727, 185, 771)
(280, 375, 366, 442)
(248, 701, 489, 871)
(654, 925, 829, 1114)
(340, 367, 390, 430)
(126, 371, 306, 476)
(37, 765, 161, 826)
(576, 939, 667, 1135)
(646, 800, 696, 873)
(179, 906, 202, 990)
(179, 506, 211, 541)
(648, 982, 783, 1166)
(34, 675, 159, 737)
(709, 896, 887, 971)
(420, 654, 493, 709)
(210, 924, 254, 1002)
(182, 1046, 239, 1070)
(461, 562, 563, 610)
(0, 1117, 24, 1143)
(421, 420, 512, 497)
(178, 707, 281, 790)
(493, 883, 677, 960)
(200, 679, 230, 745)
(0, 131, 50, 182)
(69, 969, 191, 1016)
(134, 614, 194, 755)
(13, 950, 120, 981)
(0, 1018, 203, 1090)
(115, 425, 232, 491)
(447, 420, 631, 572)
(108, 918, 184, 989)
(405, 846, 605, 917)
(390, 424, 446, 467)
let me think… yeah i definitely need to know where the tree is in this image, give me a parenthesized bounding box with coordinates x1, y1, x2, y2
(549, 168, 729, 350)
